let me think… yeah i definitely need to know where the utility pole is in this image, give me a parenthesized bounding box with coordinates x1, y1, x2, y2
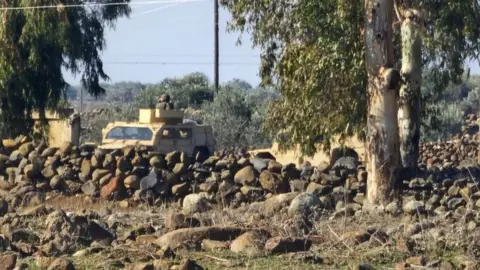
(214, 0, 219, 94)
(80, 87, 83, 113)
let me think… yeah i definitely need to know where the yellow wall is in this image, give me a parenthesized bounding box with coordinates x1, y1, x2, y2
(32, 109, 80, 148)
(250, 135, 366, 167)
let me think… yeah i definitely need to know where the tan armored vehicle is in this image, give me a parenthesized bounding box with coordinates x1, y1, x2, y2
(98, 108, 215, 158)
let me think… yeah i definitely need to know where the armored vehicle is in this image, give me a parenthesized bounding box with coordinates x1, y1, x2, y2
(99, 108, 215, 158)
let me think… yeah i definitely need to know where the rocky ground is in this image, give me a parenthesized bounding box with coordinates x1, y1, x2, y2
(0, 130, 480, 269)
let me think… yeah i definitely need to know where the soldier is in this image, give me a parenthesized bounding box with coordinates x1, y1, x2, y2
(156, 94, 175, 110)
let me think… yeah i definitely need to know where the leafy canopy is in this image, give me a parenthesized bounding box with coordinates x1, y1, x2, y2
(221, 0, 480, 155)
(0, 0, 131, 136)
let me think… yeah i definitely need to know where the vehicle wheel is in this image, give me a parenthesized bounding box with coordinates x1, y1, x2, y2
(193, 146, 210, 163)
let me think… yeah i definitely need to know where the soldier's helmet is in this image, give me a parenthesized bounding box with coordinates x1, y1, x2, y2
(162, 94, 171, 102)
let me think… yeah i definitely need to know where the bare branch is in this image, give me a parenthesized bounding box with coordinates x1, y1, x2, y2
(394, 0, 403, 24)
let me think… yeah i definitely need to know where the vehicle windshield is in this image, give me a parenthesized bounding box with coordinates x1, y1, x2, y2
(105, 126, 153, 141)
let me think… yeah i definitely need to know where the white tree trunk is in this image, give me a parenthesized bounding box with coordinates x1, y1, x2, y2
(365, 0, 400, 206)
(398, 8, 423, 169)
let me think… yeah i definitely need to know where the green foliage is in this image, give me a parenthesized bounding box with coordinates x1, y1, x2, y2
(201, 80, 278, 149)
(222, 0, 366, 155)
(0, 0, 130, 137)
(421, 72, 480, 141)
(221, 0, 480, 156)
(102, 82, 146, 104)
(134, 72, 214, 109)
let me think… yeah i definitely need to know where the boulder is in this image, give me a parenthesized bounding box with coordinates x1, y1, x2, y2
(183, 194, 211, 215)
(234, 166, 256, 186)
(155, 226, 246, 250)
(288, 192, 323, 218)
(230, 230, 271, 257)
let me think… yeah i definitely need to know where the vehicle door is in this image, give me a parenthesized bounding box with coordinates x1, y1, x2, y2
(176, 127, 193, 154)
(157, 126, 177, 154)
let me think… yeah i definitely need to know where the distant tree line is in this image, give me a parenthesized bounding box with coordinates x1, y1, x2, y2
(75, 72, 279, 149)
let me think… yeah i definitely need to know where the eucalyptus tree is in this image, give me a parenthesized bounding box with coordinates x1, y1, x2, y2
(221, 0, 480, 205)
(0, 0, 131, 136)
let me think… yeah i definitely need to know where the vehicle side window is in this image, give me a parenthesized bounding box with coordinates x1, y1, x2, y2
(106, 126, 153, 141)
(178, 128, 192, 139)
(161, 128, 177, 139)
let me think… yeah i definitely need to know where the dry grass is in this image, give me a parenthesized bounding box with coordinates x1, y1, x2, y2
(10, 192, 478, 270)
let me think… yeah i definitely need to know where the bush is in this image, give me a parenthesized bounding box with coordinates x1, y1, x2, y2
(200, 82, 278, 149)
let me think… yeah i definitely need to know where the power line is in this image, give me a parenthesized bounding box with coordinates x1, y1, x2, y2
(102, 61, 259, 65)
(0, 0, 202, 11)
(131, 0, 204, 17)
(102, 53, 259, 57)
(130, 1, 184, 17)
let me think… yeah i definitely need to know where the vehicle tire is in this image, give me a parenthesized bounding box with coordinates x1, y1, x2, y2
(193, 146, 210, 163)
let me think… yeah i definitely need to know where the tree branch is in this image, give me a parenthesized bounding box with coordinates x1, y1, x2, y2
(394, 0, 403, 24)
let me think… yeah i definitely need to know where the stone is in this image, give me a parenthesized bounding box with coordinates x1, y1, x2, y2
(0, 253, 17, 270)
(153, 260, 174, 270)
(230, 231, 271, 257)
(357, 264, 374, 270)
(0, 199, 8, 216)
(50, 175, 64, 190)
(149, 156, 165, 168)
(136, 235, 158, 245)
(250, 192, 299, 217)
(306, 182, 331, 196)
(259, 170, 288, 194)
(267, 160, 283, 173)
(47, 258, 75, 270)
(234, 166, 256, 185)
(406, 256, 426, 266)
(172, 183, 190, 197)
(177, 259, 204, 270)
(126, 263, 154, 270)
(201, 239, 230, 250)
(403, 200, 425, 215)
(290, 180, 309, 193)
(155, 227, 246, 250)
(166, 213, 187, 231)
(99, 173, 113, 186)
(124, 175, 140, 189)
(92, 169, 110, 183)
(42, 166, 56, 179)
(182, 194, 211, 215)
(100, 176, 125, 199)
(81, 181, 98, 196)
(117, 156, 133, 172)
(288, 192, 323, 218)
(264, 237, 312, 254)
(8, 229, 40, 243)
(80, 159, 93, 179)
(140, 169, 158, 191)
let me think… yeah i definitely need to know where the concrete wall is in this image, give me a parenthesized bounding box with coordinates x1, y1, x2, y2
(32, 109, 80, 148)
(250, 135, 366, 167)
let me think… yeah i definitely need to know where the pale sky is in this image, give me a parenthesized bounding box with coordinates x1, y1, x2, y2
(63, 0, 262, 86)
(63, 0, 480, 87)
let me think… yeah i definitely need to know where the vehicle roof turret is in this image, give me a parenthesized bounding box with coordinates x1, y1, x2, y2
(138, 108, 184, 125)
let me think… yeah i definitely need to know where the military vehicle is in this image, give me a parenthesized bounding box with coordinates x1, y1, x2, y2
(98, 108, 215, 158)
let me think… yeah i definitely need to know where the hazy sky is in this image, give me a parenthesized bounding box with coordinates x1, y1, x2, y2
(63, 0, 262, 86)
(63, 0, 480, 87)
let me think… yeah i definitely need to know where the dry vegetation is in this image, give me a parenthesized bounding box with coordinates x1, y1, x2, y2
(0, 112, 479, 269)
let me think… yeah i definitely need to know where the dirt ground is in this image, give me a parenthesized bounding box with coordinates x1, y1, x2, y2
(14, 194, 474, 270)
